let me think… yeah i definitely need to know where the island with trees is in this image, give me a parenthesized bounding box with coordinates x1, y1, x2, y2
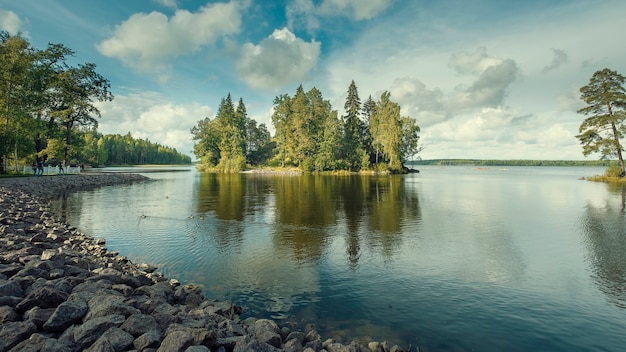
(191, 81, 421, 174)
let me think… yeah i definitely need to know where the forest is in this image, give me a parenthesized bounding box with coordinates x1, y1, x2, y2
(191, 81, 421, 173)
(0, 32, 190, 173)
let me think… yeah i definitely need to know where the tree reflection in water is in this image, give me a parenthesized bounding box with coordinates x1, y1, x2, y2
(581, 183, 626, 308)
(194, 173, 421, 265)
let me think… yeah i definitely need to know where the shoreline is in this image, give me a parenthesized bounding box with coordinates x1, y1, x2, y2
(0, 173, 408, 352)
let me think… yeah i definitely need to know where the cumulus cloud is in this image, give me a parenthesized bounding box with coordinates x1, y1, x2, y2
(287, 0, 392, 32)
(95, 91, 212, 156)
(449, 47, 502, 76)
(236, 27, 320, 90)
(452, 59, 520, 111)
(541, 48, 568, 73)
(386, 49, 519, 128)
(96, 2, 242, 81)
(389, 77, 447, 127)
(0, 10, 22, 34)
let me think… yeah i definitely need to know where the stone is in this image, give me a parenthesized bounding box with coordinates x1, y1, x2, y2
(254, 319, 282, 348)
(43, 298, 89, 332)
(84, 294, 140, 320)
(0, 305, 20, 323)
(87, 327, 134, 352)
(0, 320, 37, 351)
(0, 280, 24, 297)
(73, 314, 126, 347)
(15, 285, 69, 312)
(157, 329, 194, 352)
(120, 313, 162, 337)
(23, 306, 55, 327)
(185, 346, 210, 352)
(6, 333, 70, 352)
(134, 330, 163, 351)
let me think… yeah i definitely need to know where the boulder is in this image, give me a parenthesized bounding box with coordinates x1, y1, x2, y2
(43, 298, 89, 332)
(0, 320, 37, 351)
(15, 285, 69, 312)
(73, 314, 126, 347)
(86, 327, 134, 352)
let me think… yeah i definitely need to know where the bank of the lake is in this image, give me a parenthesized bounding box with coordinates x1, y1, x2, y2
(0, 173, 405, 351)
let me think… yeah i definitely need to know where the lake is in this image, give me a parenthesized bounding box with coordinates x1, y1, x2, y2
(50, 166, 626, 351)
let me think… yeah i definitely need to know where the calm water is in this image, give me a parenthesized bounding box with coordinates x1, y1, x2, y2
(51, 166, 626, 352)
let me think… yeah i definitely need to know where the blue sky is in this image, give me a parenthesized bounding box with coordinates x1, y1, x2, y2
(1, 0, 625, 160)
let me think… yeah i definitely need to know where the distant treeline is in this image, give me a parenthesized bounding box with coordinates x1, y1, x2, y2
(73, 131, 191, 167)
(409, 159, 614, 167)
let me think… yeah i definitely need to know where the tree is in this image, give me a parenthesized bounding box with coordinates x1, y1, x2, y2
(341, 80, 366, 170)
(48, 62, 113, 165)
(271, 94, 292, 167)
(0, 32, 35, 173)
(577, 68, 626, 176)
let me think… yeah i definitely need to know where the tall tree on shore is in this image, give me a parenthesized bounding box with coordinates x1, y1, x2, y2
(0, 32, 34, 173)
(49, 62, 113, 166)
(342, 80, 366, 170)
(271, 94, 292, 167)
(577, 68, 626, 176)
(361, 95, 377, 163)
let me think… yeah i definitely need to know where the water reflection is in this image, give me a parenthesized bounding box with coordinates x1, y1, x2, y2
(194, 174, 421, 265)
(581, 183, 626, 308)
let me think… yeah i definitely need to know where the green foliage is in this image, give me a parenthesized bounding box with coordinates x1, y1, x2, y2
(192, 94, 273, 172)
(0, 31, 117, 173)
(604, 164, 623, 177)
(264, 82, 421, 173)
(576, 68, 626, 176)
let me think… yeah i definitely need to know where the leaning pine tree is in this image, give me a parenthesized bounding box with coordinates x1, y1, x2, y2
(576, 68, 626, 177)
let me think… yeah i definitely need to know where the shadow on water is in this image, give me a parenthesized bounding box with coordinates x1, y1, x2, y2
(581, 182, 626, 308)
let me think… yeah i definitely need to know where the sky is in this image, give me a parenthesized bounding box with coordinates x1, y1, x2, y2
(1, 0, 625, 160)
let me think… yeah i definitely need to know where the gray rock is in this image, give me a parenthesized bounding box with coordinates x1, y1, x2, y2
(284, 338, 304, 352)
(43, 299, 89, 332)
(233, 335, 282, 352)
(157, 330, 194, 352)
(16, 285, 69, 312)
(254, 319, 282, 348)
(86, 327, 134, 352)
(7, 333, 71, 352)
(23, 306, 56, 327)
(0, 280, 24, 297)
(73, 314, 126, 347)
(134, 330, 162, 351)
(84, 294, 140, 320)
(185, 346, 210, 352)
(0, 320, 38, 351)
(0, 305, 20, 323)
(120, 313, 162, 337)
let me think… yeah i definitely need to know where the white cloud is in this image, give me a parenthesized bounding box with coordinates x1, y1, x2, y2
(541, 48, 568, 73)
(236, 27, 320, 90)
(287, 0, 392, 32)
(451, 58, 520, 113)
(96, 2, 242, 81)
(389, 77, 447, 127)
(95, 91, 212, 156)
(0, 10, 22, 34)
(449, 47, 502, 76)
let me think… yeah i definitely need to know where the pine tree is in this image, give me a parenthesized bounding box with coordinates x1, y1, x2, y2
(577, 68, 626, 176)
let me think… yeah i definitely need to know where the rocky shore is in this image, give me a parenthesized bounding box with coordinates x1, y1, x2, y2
(0, 173, 409, 352)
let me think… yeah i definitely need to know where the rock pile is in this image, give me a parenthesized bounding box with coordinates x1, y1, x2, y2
(0, 174, 409, 352)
